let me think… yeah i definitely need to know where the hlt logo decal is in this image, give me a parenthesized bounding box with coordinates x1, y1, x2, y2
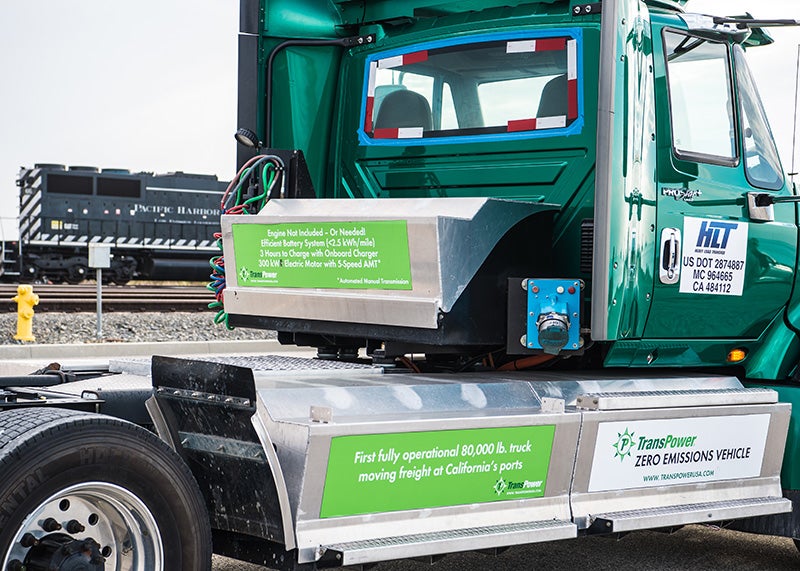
(679, 217, 748, 296)
(695, 221, 738, 249)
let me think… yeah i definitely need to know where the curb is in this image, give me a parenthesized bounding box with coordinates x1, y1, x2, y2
(0, 339, 310, 361)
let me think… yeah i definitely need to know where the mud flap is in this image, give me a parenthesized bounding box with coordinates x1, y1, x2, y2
(148, 356, 287, 544)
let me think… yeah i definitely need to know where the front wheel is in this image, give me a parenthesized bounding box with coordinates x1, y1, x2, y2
(0, 408, 211, 570)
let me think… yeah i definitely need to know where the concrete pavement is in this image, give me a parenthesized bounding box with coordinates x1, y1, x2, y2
(0, 339, 317, 376)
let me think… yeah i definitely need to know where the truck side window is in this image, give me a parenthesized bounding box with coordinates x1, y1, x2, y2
(733, 46, 784, 191)
(663, 30, 736, 165)
(361, 32, 581, 143)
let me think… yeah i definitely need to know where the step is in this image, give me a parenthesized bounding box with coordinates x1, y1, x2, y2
(587, 496, 791, 533)
(317, 519, 576, 567)
(576, 388, 777, 410)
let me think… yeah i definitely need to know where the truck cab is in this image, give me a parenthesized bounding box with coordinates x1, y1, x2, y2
(226, 0, 799, 380)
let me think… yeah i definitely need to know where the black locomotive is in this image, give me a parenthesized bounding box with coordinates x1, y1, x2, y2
(1, 164, 227, 284)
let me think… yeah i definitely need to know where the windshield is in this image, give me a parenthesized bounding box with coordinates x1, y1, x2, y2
(362, 32, 581, 143)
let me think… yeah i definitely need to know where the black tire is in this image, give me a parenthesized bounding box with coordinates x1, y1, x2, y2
(0, 408, 211, 570)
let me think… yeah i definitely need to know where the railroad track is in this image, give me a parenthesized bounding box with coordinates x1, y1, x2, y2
(0, 284, 213, 312)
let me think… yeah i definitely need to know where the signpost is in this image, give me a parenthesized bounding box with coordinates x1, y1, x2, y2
(88, 244, 111, 340)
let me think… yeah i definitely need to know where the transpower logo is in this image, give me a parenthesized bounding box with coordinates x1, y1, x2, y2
(612, 428, 700, 463)
(612, 428, 635, 462)
(239, 266, 278, 282)
(492, 477, 545, 496)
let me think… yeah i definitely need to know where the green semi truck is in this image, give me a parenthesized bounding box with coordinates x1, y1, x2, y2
(2, 1, 800, 569)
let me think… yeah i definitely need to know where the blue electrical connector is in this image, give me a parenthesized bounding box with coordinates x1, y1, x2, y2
(525, 279, 581, 355)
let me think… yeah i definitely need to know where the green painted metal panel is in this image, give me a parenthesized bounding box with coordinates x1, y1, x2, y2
(263, 0, 341, 38)
(270, 45, 343, 194)
(604, 312, 800, 375)
(252, 0, 604, 287)
(330, 9, 601, 283)
(368, 160, 568, 191)
(332, 0, 566, 26)
(744, 315, 800, 380)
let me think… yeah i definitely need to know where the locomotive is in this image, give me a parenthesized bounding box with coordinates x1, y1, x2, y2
(1, 164, 227, 284)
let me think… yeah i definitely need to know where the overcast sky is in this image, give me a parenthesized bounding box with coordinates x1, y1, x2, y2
(0, 1, 798, 240)
(0, 1, 239, 239)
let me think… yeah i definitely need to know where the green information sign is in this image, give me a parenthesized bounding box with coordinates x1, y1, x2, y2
(232, 221, 412, 289)
(320, 425, 556, 518)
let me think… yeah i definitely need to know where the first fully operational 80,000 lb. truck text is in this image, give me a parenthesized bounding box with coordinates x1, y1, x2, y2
(3, 1, 800, 569)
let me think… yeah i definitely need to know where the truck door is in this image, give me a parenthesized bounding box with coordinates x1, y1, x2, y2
(643, 24, 796, 342)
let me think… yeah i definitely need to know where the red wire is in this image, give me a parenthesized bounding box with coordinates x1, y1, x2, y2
(212, 155, 272, 325)
(219, 155, 267, 210)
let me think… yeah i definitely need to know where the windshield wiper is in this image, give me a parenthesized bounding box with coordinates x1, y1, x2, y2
(712, 17, 800, 29)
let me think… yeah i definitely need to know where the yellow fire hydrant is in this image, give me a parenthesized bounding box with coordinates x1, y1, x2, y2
(13, 284, 39, 342)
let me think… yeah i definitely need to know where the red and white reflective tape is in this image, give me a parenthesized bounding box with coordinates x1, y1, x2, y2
(377, 50, 429, 69)
(567, 80, 578, 119)
(367, 37, 579, 136)
(507, 118, 538, 132)
(403, 50, 429, 65)
(507, 115, 567, 132)
(506, 40, 536, 53)
(365, 61, 378, 132)
(373, 127, 425, 139)
(567, 39, 578, 119)
(506, 37, 567, 53)
(367, 61, 378, 97)
(535, 115, 567, 129)
(567, 39, 577, 80)
(377, 55, 403, 69)
(365, 97, 375, 133)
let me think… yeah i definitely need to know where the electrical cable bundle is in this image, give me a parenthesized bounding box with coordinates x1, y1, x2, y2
(207, 155, 284, 328)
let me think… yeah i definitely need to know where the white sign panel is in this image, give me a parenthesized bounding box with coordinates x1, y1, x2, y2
(588, 414, 770, 492)
(679, 216, 748, 296)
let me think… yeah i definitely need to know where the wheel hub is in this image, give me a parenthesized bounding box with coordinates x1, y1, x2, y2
(18, 533, 105, 570)
(3, 482, 163, 571)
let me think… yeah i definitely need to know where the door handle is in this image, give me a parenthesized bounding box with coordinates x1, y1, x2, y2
(659, 227, 681, 285)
